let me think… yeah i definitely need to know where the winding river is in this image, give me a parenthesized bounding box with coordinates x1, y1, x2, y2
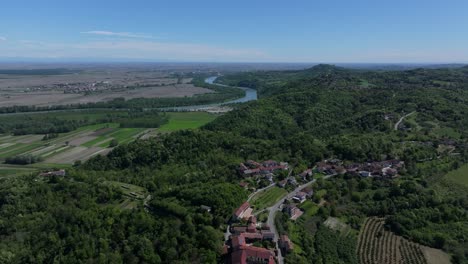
(160, 76, 257, 111)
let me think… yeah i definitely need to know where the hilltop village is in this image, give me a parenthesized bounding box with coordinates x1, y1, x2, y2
(223, 158, 405, 264)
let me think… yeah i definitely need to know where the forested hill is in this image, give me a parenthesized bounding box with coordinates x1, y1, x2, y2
(1, 65, 467, 263)
(217, 64, 468, 97)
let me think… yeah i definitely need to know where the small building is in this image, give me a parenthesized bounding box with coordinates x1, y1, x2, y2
(301, 187, 314, 197)
(359, 171, 371, 177)
(39, 169, 66, 177)
(292, 192, 307, 203)
(200, 205, 212, 213)
(239, 182, 249, 189)
(299, 169, 313, 181)
(277, 179, 287, 188)
(232, 202, 251, 221)
(279, 235, 294, 254)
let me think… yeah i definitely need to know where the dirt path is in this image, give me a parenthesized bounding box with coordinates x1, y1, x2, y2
(394, 111, 416, 131)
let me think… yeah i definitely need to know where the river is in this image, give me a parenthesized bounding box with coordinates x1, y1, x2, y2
(159, 76, 257, 111)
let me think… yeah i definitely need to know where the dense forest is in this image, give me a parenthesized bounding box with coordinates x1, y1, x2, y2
(0, 65, 467, 263)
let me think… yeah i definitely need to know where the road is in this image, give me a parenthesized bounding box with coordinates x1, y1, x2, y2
(394, 111, 415, 131)
(267, 175, 333, 264)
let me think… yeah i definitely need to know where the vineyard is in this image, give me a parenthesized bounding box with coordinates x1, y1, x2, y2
(357, 217, 430, 264)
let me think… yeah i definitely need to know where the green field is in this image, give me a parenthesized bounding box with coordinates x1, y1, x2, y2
(158, 112, 218, 132)
(105, 181, 148, 210)
(299, 200, 319, 216)
(82, 127, 145, 147)
(251, 186, 288, 210)
(445, 163, 468, 188)
(0, 167, 36, 177)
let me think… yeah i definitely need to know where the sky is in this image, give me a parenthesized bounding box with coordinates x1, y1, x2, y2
(1, 0, 468, 63)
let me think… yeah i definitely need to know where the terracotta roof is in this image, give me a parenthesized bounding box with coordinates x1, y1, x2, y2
(234, 202, 250, 217)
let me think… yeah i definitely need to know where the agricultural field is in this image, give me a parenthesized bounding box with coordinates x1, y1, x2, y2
(250, 186, 287, 210)
(104, 181, 148, 210)
(158, 112, 218, 132)
(0, 123, 148, 166)
(0, 110, 220, 178)
(357, 217, 450, 264)
(444, 163, 468, 188)
(0, 166, 36, 178)
(0, 67, 210, 107)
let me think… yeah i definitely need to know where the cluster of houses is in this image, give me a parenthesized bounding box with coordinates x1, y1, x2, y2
(315, 159, 404, 179)
(277, 169, 313, 188)
(238, 160, 289, 182)
(225, 201, 293, 264)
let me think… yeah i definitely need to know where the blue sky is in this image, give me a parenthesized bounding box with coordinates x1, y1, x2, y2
(1, 0, 468, 63)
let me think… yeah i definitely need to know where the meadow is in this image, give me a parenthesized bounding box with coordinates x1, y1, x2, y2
(158, 112, 218, 132)
(250, 186, 288, 210)
(444, 163, 468, 188)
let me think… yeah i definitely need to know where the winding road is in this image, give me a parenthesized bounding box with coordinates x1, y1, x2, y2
(394, 111, 416, 131)
(266, 175, 334, 264)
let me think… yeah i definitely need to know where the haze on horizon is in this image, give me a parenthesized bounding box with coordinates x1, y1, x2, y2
(1, 0, 468, 63)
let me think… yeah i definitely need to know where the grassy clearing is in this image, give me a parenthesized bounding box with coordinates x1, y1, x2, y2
(0, 167, 36, 177)
(158, 112, 218, 132)
(105, 181, 148, 210)
(251, 186, 288, 210)
(444, 163, 468, 188)
(299, 200, 319, 216)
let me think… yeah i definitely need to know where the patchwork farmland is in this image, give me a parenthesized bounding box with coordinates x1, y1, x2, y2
(357, 217, 450, 264)
(0, 111, 220, 177)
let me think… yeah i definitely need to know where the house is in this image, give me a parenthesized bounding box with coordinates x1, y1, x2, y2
(382, 167, 398, 178)
(39, 169, 66, 177)
(300, 187, 314, 197)
(283, 204, 301, 217)
(262, 160, 278, 167)
(292, 192, 307, 203)
(239, 182, 249, 189)
(299, 169, 313, 181)
(232, 226, 248, 235)
(279, 235, 294, 253)
(200, 205, 211, 213)
(232, 202, 251, 221)
(247, 223, 257, 233)
(277, 179, 287, 188)
(230, 246, 275, 264)
(287, 176, 297, 185)
(264, 173, 274, 182)
(359, 171, 371, 177)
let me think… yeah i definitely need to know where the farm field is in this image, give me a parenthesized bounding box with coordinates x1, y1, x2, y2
(0, 111, 220, 176)
(250, 186, 287, 210)
(105, 181, 148, 210)
(444, 163, 468, 188)
(357, 217, 450, 264)
(0, 166, 36, 178)
(0, 123, 149, 167)
(158, 112, 218, 132)
(0, 67, 210, 107)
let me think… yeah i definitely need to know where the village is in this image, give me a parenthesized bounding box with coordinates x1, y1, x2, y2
(223, 158, 405, 264)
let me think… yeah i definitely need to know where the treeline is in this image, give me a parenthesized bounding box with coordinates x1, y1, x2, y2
(0, 110, 169, 135)
(5, 154, 43, 164)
